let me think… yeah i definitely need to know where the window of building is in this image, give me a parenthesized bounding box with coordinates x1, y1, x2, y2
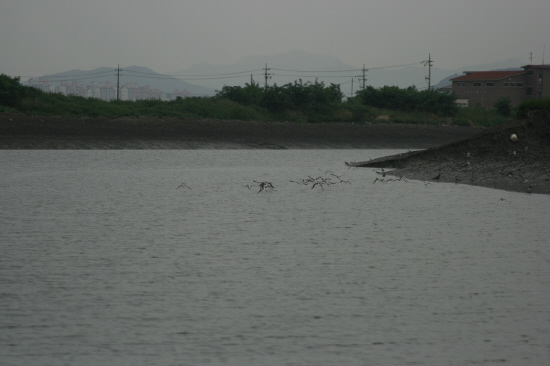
(486, 82, 494, 87)
(526, 87, 533, 96)
(473, 82, 481, 87)
(503, 83, 509, 86)
(516, 82, 523, 87)
(457, 82, 465, 87)
(509, 82, 516, 87)
(528, 71, 534, 75)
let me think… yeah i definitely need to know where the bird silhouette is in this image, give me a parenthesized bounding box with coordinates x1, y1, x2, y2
(176, 183, 191, 190)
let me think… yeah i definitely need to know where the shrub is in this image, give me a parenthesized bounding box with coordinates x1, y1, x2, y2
(0, 74, 42, 108)
(354, 85, 459, 116)
(516, 98, 550, 118)
(494, 97, 512, 116)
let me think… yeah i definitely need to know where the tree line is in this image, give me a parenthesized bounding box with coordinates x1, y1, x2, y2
(3, 73, 544, 126)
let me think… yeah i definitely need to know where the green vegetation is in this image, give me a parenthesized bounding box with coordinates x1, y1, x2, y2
(217, 80, 347, 122)
(354, 85, 460, 117)
(0, 73, 529, 127)
(494, 97, 512, 117)
(516, 98, 550, 118)
(0, 74, 42, 108)
(450, 106, 513, 127)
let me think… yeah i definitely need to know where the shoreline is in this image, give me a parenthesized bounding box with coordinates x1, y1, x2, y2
(3, 112, 548, 194)
(0, 113, 482, 150)
(351, 111, 550, 195)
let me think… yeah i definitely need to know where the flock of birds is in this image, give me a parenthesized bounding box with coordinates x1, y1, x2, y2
(371, 168, 410, 184)
(289, 169, 351, 191)
(177, 147, 534, 196)
(176, 168, 416, 194)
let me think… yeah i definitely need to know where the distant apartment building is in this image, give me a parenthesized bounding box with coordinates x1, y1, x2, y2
(26, 79, 191, 102)
(450, 65, 550, 108)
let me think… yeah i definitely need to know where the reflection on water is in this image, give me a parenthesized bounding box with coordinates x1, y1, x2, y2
(1, 150, 549, 366)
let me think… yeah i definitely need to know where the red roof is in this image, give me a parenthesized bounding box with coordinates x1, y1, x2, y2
(451, 70, 524, 81)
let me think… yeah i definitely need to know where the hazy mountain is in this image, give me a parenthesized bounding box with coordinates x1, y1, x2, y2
(172, 51, 527, 96)
(31, 54, 528, 99)
(174, 49, 439, 94)
(31, 66, 216, 97)
(173, 50, 359, 94)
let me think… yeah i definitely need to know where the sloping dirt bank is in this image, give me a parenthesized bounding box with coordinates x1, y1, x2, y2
(0, 113, 481, 149)
(351, 111, 550, 194)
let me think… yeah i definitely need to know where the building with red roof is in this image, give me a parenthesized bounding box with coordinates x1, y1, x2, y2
(450, 65, 550, 108)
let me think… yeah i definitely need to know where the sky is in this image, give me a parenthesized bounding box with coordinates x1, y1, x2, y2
(1, 0, 549, 79)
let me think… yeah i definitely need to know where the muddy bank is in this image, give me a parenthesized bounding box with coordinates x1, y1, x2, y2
(0, 113, 481, 150)
(351, 111, 550, 194)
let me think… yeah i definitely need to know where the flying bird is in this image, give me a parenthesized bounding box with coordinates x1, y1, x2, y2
(176, 183, 191, 190)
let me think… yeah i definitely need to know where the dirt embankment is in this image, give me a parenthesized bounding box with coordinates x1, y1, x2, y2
(352, 111, 550, 194)
(0, 113, 481, 150)
(4, 111, 548, 194)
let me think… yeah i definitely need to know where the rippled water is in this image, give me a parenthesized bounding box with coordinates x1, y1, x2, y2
(1, 150, 549, 366)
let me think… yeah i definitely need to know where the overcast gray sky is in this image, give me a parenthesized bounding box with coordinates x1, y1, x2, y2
(1, 0, 549, 79)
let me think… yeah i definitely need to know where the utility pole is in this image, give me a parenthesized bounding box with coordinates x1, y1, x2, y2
(351, 78, 354, 97)
(356, 65, 367, 91)
(422, 54, 433, 90)
(116, 64, 120, 101)
(264, 63, 272, 88)
(361, 64, 368, 90)
(530, 52, 533, 65)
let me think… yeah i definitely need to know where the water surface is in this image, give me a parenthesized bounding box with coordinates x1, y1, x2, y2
(1, 150, 549, 366)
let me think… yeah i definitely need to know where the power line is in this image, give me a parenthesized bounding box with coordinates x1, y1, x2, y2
(123, 68, 263, 77)
(26, 60, 425, 84)
(116, 64, 120, 101)
(421, 54, 433, 90)
(358, 64, 368, 90)
(29, 71, 115, 81)
(264, 64, 272, 88)
(366, 61, 421, 70)
(271, 67, 361, 73)
(270, 61, 420, 73)
(271, 73, 357, 79)
(120, 73, 263, 81)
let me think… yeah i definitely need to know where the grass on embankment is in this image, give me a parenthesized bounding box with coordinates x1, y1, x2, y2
(0, 86, 515, 128)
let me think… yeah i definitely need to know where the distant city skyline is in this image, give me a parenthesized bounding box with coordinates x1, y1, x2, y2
(22, 54, 530, 99)
(1, 0, 548, 80)
(27, 78, 193, 101)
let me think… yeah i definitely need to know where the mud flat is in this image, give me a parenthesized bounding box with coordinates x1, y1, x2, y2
(351, 111, 550, 194)
(0, 113, 481, 150)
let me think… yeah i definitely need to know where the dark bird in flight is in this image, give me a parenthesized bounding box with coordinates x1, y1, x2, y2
(176, 183, 192, 190)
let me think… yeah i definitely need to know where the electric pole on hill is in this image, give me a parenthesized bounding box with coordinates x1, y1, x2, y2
(355, 65, 367, 91)
(116, 64, 121, 100)
(422, 54, 433, 90)
(264, 64, 272, 88)
(361, 64, 368, 90)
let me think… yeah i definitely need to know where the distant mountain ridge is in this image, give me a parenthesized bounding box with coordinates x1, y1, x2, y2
(29, 52, 528, 99)
(29, 65, 216, 97)
(172, 50, 527, 95)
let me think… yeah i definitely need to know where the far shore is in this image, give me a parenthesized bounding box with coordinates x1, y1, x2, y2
(2, 112, 549, 194)
(0, 113, 482, 149)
